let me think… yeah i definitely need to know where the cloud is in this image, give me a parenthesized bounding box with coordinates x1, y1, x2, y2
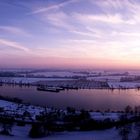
(35, 1, 139, 40)
(70, 30, 101, 38)
(0, 38, 29, 52)
(92, 0, 140, 24)
(73, 12, 135, 25)
(0, 26, 30, 36)
(42, 11, 74, 30)
(66, 39, 96, 44)
(29, 0, 78, 15)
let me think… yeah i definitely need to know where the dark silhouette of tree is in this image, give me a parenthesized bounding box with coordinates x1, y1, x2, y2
(29, 123, 46, 138)
(125, 105, 133, 114)
(117, 124, 132, 140)
(134, 122, 140, 140)
(0, 118, 14, 136)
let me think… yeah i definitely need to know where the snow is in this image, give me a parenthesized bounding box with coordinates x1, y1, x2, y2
(128, 70, 140, 75)
(1, 69, 140, 89)
(0, 128, 120, 140)
(0, 98, 130, 129)
(0, 123, 139, 140)
(90, 112, 120, 121)
(0, 99, 45, 121)
(34, 129, 119, 140)
(87, 76, 124, 82)
(0, 77, 73, 84)
(0, 99, 122, 123)
(30, 71, 87, 77)
(108, 82, 140, 89)
(0, 99, 137, 140)
(0, 100, 14, 107)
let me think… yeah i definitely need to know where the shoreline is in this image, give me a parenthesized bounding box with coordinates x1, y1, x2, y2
(0, 95, 140, 138)
(1, 82, 140, 90)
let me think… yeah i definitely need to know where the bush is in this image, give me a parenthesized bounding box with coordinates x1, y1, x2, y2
(29, 123, 46, 138)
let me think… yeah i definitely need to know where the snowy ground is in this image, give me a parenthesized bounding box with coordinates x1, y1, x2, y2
(0, 99, 44, 121)
(1, 125, 139, 140)
(0, 98, 139, 139)
(108, 82, 140, 89)
(30, 71, 87, 77)
(0, 77, 74, 84)
(0, 128, 120, 140)
(0, 99, 123, 139)
(1, 69, 140, 89)
(0, 100, 122, 122)
(87, 76, 124, 82)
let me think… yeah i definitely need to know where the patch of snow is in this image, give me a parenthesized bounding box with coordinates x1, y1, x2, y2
(108, 82, 140, 89)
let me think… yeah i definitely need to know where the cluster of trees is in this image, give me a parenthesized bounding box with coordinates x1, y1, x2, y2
(28, 105, 140, 138)
(0, 95, 22, 103)
(0, 116, 14, 136)
(0, 72, 16, 77)
(120, 76, 140, 82)
(29, 107, 117, 138)
(124, 105, 140, 115)
(2, 105, 140, 138)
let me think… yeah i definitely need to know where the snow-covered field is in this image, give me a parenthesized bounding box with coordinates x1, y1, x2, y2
(0, 128, 120, 140)
(0, 96, 139, 139)
(1, 69, 140, 89)
(108, 82, 140, 89)
(0, 99, 44, 121)
(0, 99, 123, 139)
(30, 71, 87, 77)
(0, 77, 73, 84)
(87, 76, 124, 82)
(0, 100, 122, 122)
(0, 124, 139, 140)
(1, 69, 140, 139)
(90, 112, 120, 121)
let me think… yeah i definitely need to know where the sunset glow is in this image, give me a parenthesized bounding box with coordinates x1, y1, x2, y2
(0, 0, 140, 69)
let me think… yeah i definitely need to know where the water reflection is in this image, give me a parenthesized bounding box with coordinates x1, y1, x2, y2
(0, 85, 140, 111)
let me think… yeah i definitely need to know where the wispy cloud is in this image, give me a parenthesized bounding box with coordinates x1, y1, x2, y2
(70, 30, 101, 38)
(29, 0, 78, 15)
(65, 39, 96, 44)
(93, 0, 140, 24)
(0, 26, 31, 36)
(73, 12, 135, 25)
(0, 38, 29, 52)
(1, 0, 140, 68)
(42, 11, 74, 30)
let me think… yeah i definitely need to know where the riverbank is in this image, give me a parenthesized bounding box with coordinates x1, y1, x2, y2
(0, 128, 120, 140)
(0, 98, 140, 139)
(1, 85, 140, 111)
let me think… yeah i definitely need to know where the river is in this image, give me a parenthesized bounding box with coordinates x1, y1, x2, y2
(0, 85, 140, 111)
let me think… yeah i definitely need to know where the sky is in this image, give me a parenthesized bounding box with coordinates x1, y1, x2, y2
(0, 0, 140, 69)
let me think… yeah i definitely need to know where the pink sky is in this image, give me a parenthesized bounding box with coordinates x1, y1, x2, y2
(0, 0, 140, 69)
